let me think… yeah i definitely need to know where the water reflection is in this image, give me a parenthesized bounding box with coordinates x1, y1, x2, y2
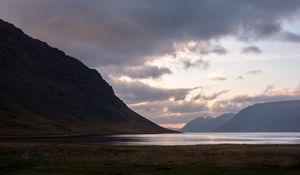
(107, 132, 300, 145)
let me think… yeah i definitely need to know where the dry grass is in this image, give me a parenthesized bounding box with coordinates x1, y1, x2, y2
(1, 144, 300, 174)
(1, 144, 300, 167)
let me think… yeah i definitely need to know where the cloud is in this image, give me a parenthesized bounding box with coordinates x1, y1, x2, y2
(129, 100, 210, 125)
(247, 69, 263, 75)
(212, 84, 300, 113)
(125, 66, 171, 79)
(232, 84, 300, 104)
(206, 45, 228, 55)
(210, 100, 242, 113)
(210, 76, 227, 81)
(231, 94, 300, 104)
(107, 77, 194, 104)
(99, 65, 172, 80)
(237, 76, 244, 80)
(1, 0, 300, 67)
(174, 41, 228, 56)
(181, 59, 210, 70)
(263, 85, 275, 94)
(241, 46, 262, 54)
(172, 41, 225, 70)
(167, 101, 208, 114)
(282, 31, 300, 42)
(193, 89, 231, 101)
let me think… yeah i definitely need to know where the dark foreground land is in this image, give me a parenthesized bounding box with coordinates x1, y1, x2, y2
(1, 143, 300, 175)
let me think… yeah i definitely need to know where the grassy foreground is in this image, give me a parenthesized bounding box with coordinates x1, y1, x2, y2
(0, 144, 300, 175)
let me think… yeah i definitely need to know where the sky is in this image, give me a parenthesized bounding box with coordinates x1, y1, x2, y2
(1, 0, 300, 128)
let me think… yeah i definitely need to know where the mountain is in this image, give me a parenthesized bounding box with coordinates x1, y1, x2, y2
(181, 113, 235, 132)
(216, 100, 300, 132)
(0, 19, 171, 136)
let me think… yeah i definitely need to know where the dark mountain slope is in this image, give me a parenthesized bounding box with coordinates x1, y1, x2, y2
(0, 19, 170, 136)
(181, 113, 235, 132)
(216, 100, 300, 132)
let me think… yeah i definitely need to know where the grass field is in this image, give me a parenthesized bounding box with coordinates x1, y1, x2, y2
(1, 143, 300, 175)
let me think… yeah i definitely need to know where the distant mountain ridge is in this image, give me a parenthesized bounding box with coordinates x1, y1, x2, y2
(181, 100, 300, 132)
(0, 19, 171, 136)
(216, 100, 300, 132)
(181, 113, 235, 132)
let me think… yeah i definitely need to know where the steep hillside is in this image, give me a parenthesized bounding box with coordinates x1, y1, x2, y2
(0, 19, 171, 136)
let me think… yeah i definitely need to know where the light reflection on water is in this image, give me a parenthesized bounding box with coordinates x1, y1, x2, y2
(108, 132, 300, 145)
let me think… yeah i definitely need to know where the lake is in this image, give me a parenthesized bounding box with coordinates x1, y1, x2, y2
(107, 132, 300, 145)
(2, 133, 300, 145)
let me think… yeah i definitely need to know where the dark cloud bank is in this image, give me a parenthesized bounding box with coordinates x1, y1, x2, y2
(1, 0, 300, 67)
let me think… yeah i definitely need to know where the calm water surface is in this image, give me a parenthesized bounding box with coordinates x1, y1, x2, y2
(107, 133, 300, 145)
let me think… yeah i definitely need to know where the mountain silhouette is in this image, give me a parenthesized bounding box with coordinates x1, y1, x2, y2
(181, 113, 235, 132)
(216, 100, 300, 132)
(0, 19, 171, 136)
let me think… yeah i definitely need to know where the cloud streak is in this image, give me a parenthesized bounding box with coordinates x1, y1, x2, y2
(247, 69, 263, 75)
(241, 46, 262, 54)
(99, 65, 172, 80)
(193, 90, 231, 101)
(210, 76, 227, 81)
